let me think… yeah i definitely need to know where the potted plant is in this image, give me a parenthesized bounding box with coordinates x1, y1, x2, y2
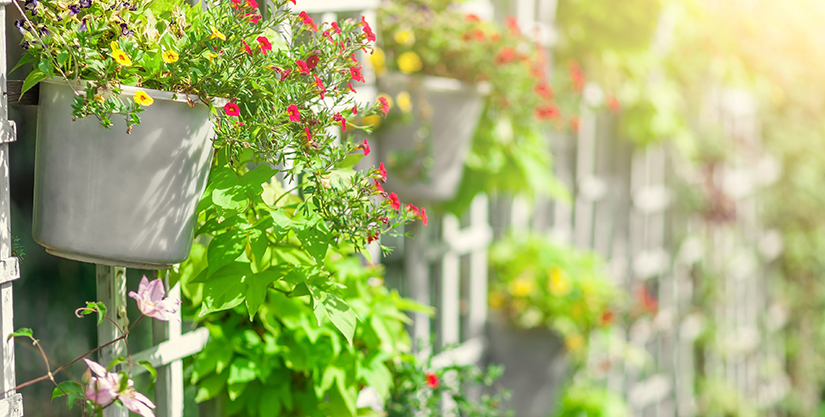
(375, 0, 566, 207)
(487, 233, 620, 417)
(15, 0, 416, 268)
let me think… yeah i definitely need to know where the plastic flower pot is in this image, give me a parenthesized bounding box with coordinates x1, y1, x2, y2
(376, 73, 486, 203)
(486, 312, 570, 417)
(32, 79, 214, 269)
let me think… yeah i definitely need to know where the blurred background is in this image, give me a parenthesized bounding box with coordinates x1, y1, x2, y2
(8, 0, 825, 416)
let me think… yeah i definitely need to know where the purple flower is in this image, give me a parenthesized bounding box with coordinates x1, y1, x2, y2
(79, 0, 91, 8)
(117, 381, 155, 417)
(68, 4, 80, 14)
(13, 20, 26, 35)
(78, 18, 87, 32)
(24, 0, 37, 15)
(120, 23, 133, 37)
(84, 359, 118, 406)
(128, 276, 180, 321)
(39, 27, 49, 37)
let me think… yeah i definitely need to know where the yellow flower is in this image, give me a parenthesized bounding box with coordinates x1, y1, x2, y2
(134, 90, 154, 107)
(210, 26, 226, 41)
(396, 91, 413, 113)
(206, 52, 218, 62)
(548, 267, 571, 296)
(393, 29, 415, 46)
(94, 95, 105, 102)
(110, 42, 132, 66)
(370, 48, 386, 75)
(565, 334, 585, 352)
(162, 50, 179, 64)
(397, 51, 423, 74)
(489, 292, 504, 309)
(508, 276, 535, 297)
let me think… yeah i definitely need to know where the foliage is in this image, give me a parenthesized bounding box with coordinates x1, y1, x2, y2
(552, 381, 629, 417)
(186, 255, 431, 417)
(384, 348, 511, 417)
(488, 233, 620, 355)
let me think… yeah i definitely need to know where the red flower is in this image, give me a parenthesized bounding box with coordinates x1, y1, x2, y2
(306, 54, 319, 69)
(373, 179, 384, 193)
(288, 0, 295, 3)
(367, 232, 379, 243)
(331, 22, 342, 35)
(351, 65, 365, 83)
(361, 16, 376, 42)
(599, 310, 615, 327)
(242, 40, 252, 55)
(257, 36, 272, 54)
(495, 46, 518, 65)
(464, 13, 481, 23)
(333, 112, 346, 131)
(568, 61, 586, 94)
(352, 105, 358, 115)
(534, 82, 553, 100)
(231, 0, 241, 8)
(569, 116, 580, 133)
(347, 83, 357, 93)
(388, 193, 400, 210)
(244, 13, 261, 24)
(287, 104, 300, 122)
(246, 0, 258, 9)
(635, 287, 658, 315)
(421, 208, 428, 225)
(505, 16, 520, 34)
(224, 102, 240, 117)
(362, 139, 370, 156)
(535, 103, 560, 121)
(425, 372, 439, 388)
(304, 126, 312, 143)
(296, 60, 310, 74)
(378, 97, 390, 115)
(299, 11, 318, 31)
(606, 95, 621, 113)
(407, 204, 420, 216)
(378, 162, 387, 181)
(314, 74, 326, 99)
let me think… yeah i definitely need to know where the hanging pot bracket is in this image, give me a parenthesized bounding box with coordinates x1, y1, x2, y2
(0, 120, 16, 144)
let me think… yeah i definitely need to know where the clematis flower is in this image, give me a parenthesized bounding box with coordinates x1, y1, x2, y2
(362, 139, 370, 156)
(378, 162, 387, 181)
(378, 97, 390, 116)
(388, 193, 400, 210)
(84, 359, 118, 405)
(257, 36, 271, 54)
(425, 372, 439, 388)
(209, 26, 226, 41)
(224, 102, 240, 117)
(299, 11, 318, 31)
(162, 50, 179, 64)
(118, 384, 156, 417)
(332, 113, 346, 131)
(360, 16, 376, 42)
(133, 90, 153, 107)
(350, 65, 365, 83)
(287, 105, 300, 122)
(296, 60, 310, 74)
(128, 276, 180, 321)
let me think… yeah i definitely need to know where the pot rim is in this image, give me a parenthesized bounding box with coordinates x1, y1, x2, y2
(40, 77, 225, 106)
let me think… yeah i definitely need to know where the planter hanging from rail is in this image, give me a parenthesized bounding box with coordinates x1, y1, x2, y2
(32, 79, 214, 270)
(376, 73, 486, 203)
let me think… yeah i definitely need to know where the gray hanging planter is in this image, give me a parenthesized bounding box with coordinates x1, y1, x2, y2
(32, 79, 214, 270)
(486, 312, 570, 417)
(376, 73, 486, 203)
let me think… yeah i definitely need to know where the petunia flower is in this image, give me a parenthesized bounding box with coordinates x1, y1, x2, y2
(242, 40, 252, 55)
(246, 0, 258, 8)
(314, 74, 326, 99)
(360, 16, 376, 42)
(332, 113, 346, 131)
(367, 232, 379, 243)
(362, 139, 370, 156)
(373, 179, 384, 193)
(110, 42, 132, 66)
(304, 127, 312, 143)
(378, 162, 387, 182)
(162, 50, 179, 64)
(407, 204, 420, 216)
(119, 23, 133, 37)
(299, 11, 318, 31)
(224, 102, 240, 117)
(606, 95, 621, 113)
(231, 0, 241, 8)
(209, 26, 226, 41)
(350, 65, 365, 83)
(377, 97, 390, 116)
(352, 105, 358, 115)
(296, 60, 310, 74)
(387, 193, 400, 210)
(287, 105, 300, 122)
(244, 13, 261, 24)
(534, 103, 560, 121)
(79, 0, 90, 7)
(425, 372, 439, 388)
(306, 54, 319, 69)
(420, 208, 428, 226)
(128, 276, 180, 321)
(133, 90, 153, 107)
(347, 83, 357, 93)
(257, 36, 271, 54)
(331, 22, 341, 35)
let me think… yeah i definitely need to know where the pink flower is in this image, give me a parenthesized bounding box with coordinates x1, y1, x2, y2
(224, 102, 240, 117)
(378, 96, 390, 115)
(305, 126, 312, 143)
(421, 208, 428, 225)
(231, 0, 242, 8)
(314, 74, 326, 99)
(331, 22, 341, 35)
(299, 11, 318, 31)
(606, 95, 621, 113)
(288, 0, 295, 3)
(407, 204, 420, 216)
(350, 65, 365, 83)
(287, 104, 300, 122)
(379, 162, 387, 181)
(242, 39, 252, 55)
(425, 372, 439, 388)
(361, 16, 376, 42)
(306, 54, 319, 69)
(246, 0, 258, 8)
(257, 36, 271, 54)
(333, 112, 346, 131)
(84, 359, 118, 406)
(244, 13, 261, 24)
(362, 139, 370, 156)
(388, 192, 400, 210)
(373, 179, 384, 193)
(296, 60, 310, 74)
(347, 83, 357, 93)
(128, 276, 181, 321)
(118, 386, 156, 417)
(352, 105, 358, 115)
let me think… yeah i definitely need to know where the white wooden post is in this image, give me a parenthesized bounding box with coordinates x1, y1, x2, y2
(96, 265, 128, 417)
(152, 276, 184, 417)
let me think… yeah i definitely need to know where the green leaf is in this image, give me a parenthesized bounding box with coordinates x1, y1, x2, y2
(227, 357, 258, 385)
(324, 294, 358, 346)
(245, 269, 283, 320)
(9, 328, 32, 340)
(199, 262, 251, 316)
(51, 381, 84, 410)
(240, 164, 278, 191)
(335, 154, 364, 169)
(207, 232, 247, 277)
(21, 70, 47, 96)
(293, 222, 331, 265)
(138, 361, 157, 382)
(194, 371, 228, 403)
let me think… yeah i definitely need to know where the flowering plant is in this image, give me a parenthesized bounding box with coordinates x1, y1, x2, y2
(488, 234, 620, 354)
(375, 0, 567, 214)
